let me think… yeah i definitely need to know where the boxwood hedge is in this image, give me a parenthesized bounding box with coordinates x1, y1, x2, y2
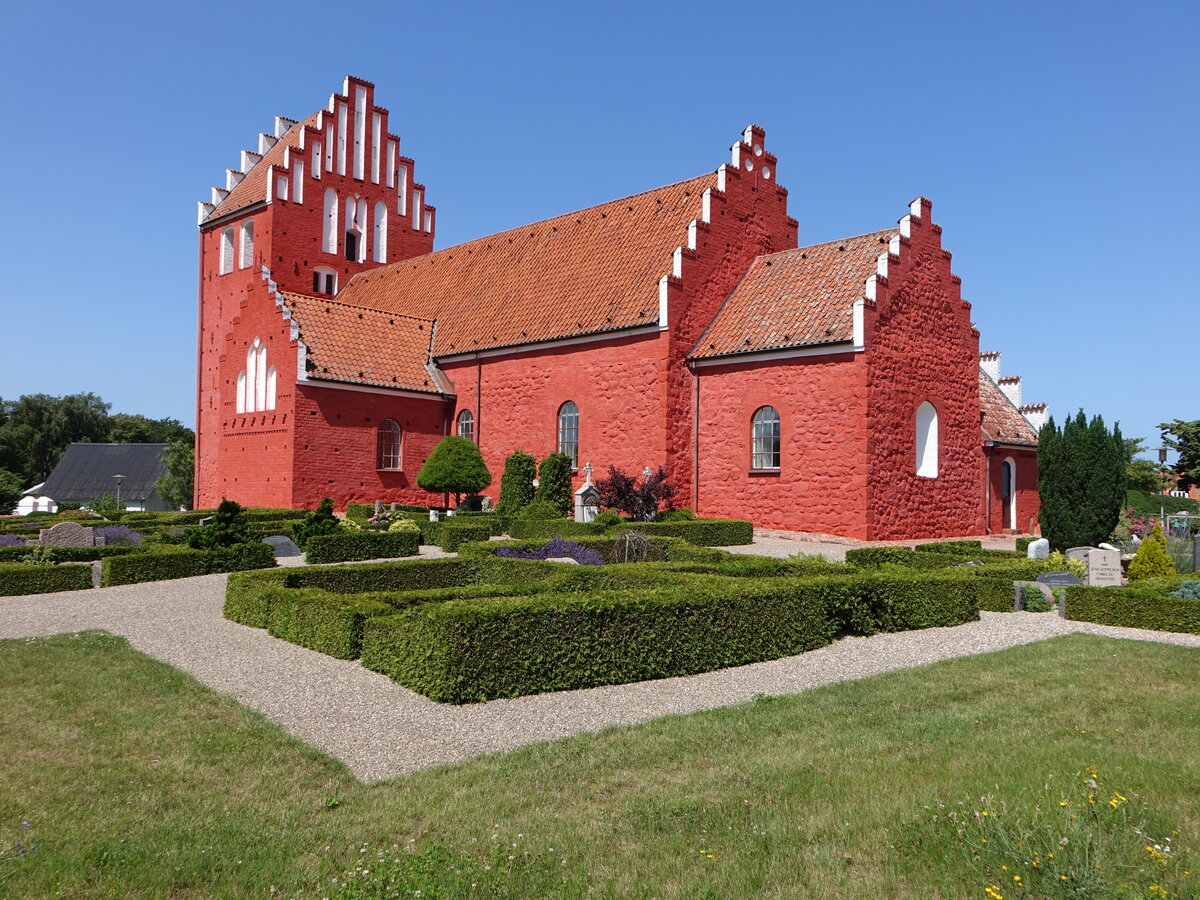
(303, 531, 420, 563)
(614, 518, 754, 546)
(844, 547, 960, 570)
(437, 523, 494, 552)
(506, 518, 603, 539)
(100, 543, 276, 586)
(0, 562, 93, 596)
(0, 545, 142, 563)
(1064, 575, 1200, 634)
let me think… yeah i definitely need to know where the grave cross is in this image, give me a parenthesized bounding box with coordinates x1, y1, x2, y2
(643, 466, 654, 480)
(582, 462, 593, 485)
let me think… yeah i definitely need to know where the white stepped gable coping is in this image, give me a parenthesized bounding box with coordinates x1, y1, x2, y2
(852, 299, 866, 350)
(899, 214, 912, 238)
(701, 190, 712, 223)
(328, 94, 338, 114)
(864, 274, 878, 302)
(687, 220, 698, 250)
(876, 252, 889, 278)
(240, 150, 262, 171)
(211, 187, 229, 204)
(730, 142, 742, 169)
(716, 165, 728, 192)
(225, 169, 244, 191)
(264, 165, 275, 202)
(197, 201, 214, 225)
(257, 133, 277, 155)
(909, 197, 926, 218)
(888, 234, 901, 256)
(743, 125, 756, 144)
(672, 247, 683, 278)
(274, 116, 296, 139)
(658, 275, 670, 327)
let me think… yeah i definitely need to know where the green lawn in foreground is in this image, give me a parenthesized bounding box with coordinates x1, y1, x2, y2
(1, 632, 1198, 899)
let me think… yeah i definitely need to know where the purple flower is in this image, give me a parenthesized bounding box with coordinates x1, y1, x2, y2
(94, 525, 143, 546)
(0, 534, 27, 547)
(497, 536, 604, 565)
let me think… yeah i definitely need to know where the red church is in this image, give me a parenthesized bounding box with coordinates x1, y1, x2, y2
(196, 76, 1041, 540)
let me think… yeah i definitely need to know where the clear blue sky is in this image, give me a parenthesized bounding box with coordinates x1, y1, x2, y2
(3, 0, 1196, 461)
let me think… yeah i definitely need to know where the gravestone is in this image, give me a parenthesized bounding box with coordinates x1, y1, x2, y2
(574, 483, 601, 524)
(198, 516, 214, 526)
(1026, 538, 1050, 559)
(374, 500, 384, 516)
(1194, 535, 1200, 573)
(950, 560, 984, 567)
(1086, 548, 1122, 587)
(543, 556, 581, 565)
(38, 521, 98, 548)
(262, 535, 302, 558)
(1035, 571, 1083, 589)
(1065, 546, 1096, 564)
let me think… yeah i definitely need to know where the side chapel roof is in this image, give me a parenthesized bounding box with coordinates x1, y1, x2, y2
(979, 370, 1038, 446)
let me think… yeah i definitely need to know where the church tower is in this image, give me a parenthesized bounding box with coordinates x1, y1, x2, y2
(194, 76, 435, 507)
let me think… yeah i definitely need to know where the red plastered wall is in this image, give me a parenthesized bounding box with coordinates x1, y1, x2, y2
(985, 446, 1040, 534)
(863, 200, 985, 539)
(693, 352, 871, 536)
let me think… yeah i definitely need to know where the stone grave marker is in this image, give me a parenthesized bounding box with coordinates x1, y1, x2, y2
(263, 535, 302, 557)
(1035, 571, 1083, 589)
(1065, 546, 1096, 564)
(374, 500, 384, 516)
(574, 483, 601, 524)
(39, 521, 98, 548)
(1086, 548, 1122, 587)
(1026, 538, 1050, 559)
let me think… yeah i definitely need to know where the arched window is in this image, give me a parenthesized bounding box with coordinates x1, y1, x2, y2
(322, 188, 338, 253)
(236, 370, 247, 413)
(557, 401, 579, 469)
(219, 227, 235, 274)
(916, 401, 939, 478)
(373, 201, 388, 262)
(751, 406, 781, 470)
(345, 196, 367, 262)
(265, 365, 277, 412)
(377, 419, 402, 470)
(239, 219, 254, 269)
(238, 338, 275, 413)
(457, 409, 474, 442)
(253, 341, 267, 411)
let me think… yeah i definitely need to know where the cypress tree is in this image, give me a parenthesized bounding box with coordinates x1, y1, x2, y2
(496, 450, 537, 515)
(1037, 410, 1125, 550)
(534, 452, 574, 516)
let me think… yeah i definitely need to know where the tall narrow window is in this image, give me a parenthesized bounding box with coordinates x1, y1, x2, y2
(557, 401, 579, 469)
(265, 366, 277, 412)
(239, 219, 254, 269)
(219, 227, 235, 274)
(245, 341, 258, 408)
(916, 401, 939, 478)
(457, 409, 474, 442)
(253, 340, 267, 412)
(323, 188, 338, 253)
(236, 370, 247, 413)
(377, 419, 402, 470)
(1002, 457, 1016, 529)
(751, 406, 781, 470)
(373, 201, 388, 262)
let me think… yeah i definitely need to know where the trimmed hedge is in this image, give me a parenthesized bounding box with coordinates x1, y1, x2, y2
(303, 531, 420, 564)
(100, 543, 276, 586)
(614, 518, 754, 546)
(1064, 575, 1200, 634)
(913, 541, 1021, 560)
(347, 503, 431, 521)
(506, 518, 604, 539)
(1015, 536, 1037, 553)
(460, 534, 727, 565)
(0, 545, 141, 563)
(0, 562, 93, 596)
(438, 523, 493, 552)
(845, 547, 960, 570)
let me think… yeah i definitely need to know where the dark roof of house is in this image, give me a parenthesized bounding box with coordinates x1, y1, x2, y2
(39, 443, 170, 501)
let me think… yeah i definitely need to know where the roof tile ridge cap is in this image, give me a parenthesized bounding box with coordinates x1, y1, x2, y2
(795, 227, 899, 253)
(979, 367, 1031, 419)
(687, 255, 766, 359)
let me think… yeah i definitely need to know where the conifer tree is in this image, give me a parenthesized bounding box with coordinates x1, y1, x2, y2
(416, 436, 492, 506)
(1037, 410, 1125, 550)
(1127, 524, 1176, 581)
(534, 452, 574, 516)
(496, 450, 537, 516)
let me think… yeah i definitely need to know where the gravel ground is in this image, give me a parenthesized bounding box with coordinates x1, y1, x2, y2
(3, 539, 1198, 783)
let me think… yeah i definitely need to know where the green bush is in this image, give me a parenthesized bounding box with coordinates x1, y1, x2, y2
(914, 540, 984, 554)
(534, 453, 573, 516)
(507, 518, 601, 540)
(186, 498, 254, 549)
(516, 499, 561, 520)
(438, 523, 492, 552)
(100, 543, 276, 586)
(292, 497, 341, 550)
(0, 545, 141, 563)
(346, 503, 374, 521)
(267, 588, 397, 659)
(465, 534, 722, 565)
(1015, 536, 1037, 553)
(497, 450, 538, 516)
(844, 547, 959, 570)
(1128, 525, 1177, 581)
(0, 562, 93, 596)
(614, 519, 753, 547)
(1168, 580, 1200, 600)
(1065, 576, 1200, 634)
(1125, 490, 1200, 517)
(304, 531, 420, 564)
(417, 436, 492, 505)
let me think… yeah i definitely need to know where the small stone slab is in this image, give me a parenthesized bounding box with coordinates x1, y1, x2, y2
(262, 535, 302, 557)
(1065, 546, 1097, 563)
(38, 521, 97, 548)
(198, 516, 214, 526)
(950, 560, 984, 567)
(1086, 548, 1122, 587)
(1036, 571, 1083, 588)
(1026, 538, 1050, 559)
(543, 556, 581, 565)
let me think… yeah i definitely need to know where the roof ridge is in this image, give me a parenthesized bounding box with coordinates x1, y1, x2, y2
(285, 291, 435, 325)
(791, 228, 898, 254)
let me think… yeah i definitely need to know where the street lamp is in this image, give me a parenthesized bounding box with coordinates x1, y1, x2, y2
(114, 474, 125, 510)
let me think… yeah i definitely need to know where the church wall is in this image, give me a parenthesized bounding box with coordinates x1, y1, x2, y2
(984, 446, 1040, 535)
(290, 384, 447, 511)
(442, 329, 672, 502)
(863, 200, 985, 540)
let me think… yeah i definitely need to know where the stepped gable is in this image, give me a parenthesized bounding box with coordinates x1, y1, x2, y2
(281, 293, 443, 395)
(691, 229, 897, 359)
(203, 113, 319, 223)
(332, 173, 718, 355)
(979, 369, 1037, 445)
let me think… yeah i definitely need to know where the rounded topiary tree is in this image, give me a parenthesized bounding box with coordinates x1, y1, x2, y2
(1127, 524, 1177, 581)
(534, 452, 573, 516)
(416, 436, 492, 507)
(497, 450, 537, 516)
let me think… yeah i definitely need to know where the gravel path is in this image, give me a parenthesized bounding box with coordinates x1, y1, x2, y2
(3, 553, 1198, 783)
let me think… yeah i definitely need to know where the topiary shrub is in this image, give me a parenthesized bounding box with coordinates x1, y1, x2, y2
(387, 518, 421, 535)
(416, 436, 492, 506)
(292, 497, 342, 550)
(496, 450, 537, 516)
(186, 498, 253, 549)
(1128, 525, 1177, 581)
(534, 453, 574, 516)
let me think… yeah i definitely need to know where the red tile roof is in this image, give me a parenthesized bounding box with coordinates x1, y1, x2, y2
(980, 370, 1038, 445)
(691, 230, 896, 358)
(281, 293, 443, 394)
(333, 174, 716, 355)
(205, 113, 319, 223)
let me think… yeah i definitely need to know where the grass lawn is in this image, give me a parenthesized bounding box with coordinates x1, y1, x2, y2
(1, 632, 1198, 898)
